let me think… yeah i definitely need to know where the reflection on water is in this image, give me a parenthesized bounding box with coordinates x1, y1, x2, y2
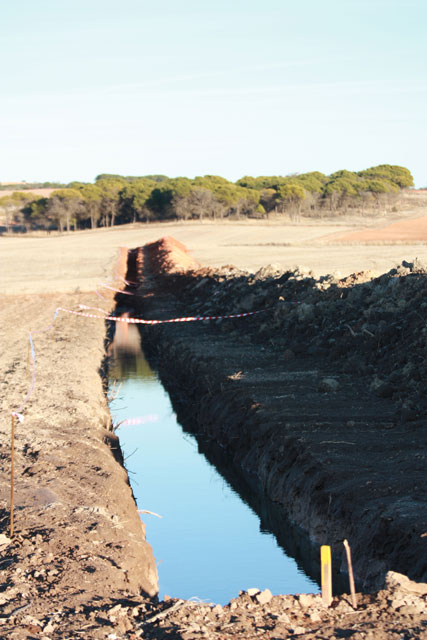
(109, 347, 156, 381)
(108, 323, 319, 604)
(108, 312, 156, 380)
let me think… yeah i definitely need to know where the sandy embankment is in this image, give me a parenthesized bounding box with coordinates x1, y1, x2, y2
(0, 247, 158, 632)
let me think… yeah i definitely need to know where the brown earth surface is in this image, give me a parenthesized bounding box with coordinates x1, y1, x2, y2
(0, 222, 426, 638)
(324, 216, 427, 244)
(0, 291, 158, 636)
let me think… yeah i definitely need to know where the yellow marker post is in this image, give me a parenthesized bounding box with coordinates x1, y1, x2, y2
(321, 545, 332, 606)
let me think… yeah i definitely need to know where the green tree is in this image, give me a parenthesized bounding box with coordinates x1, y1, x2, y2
(193, 176, 260, 217)
(0, 194, 22, 231)
(96, 178, 127, 226)
(147, 178, 192, 219)
(260, 188, 277, 215)
(119, 179, 156, 223)
(276, 181, 306, 216)
(294, 171, 327, 193)
(0, 192, 41, 231)
(322, 178, 358, 212)
(174, 187, 225, 221)
(24, 197, 50, 228)
(142, 174, 169, 183)
(357, 164, 414, 189)
(47, 189, 82, 231)
(236, 175, 289, 190)
(78, 184, 103, 228)
(234, 175, 258, 189)
(95, 173, 125, 182)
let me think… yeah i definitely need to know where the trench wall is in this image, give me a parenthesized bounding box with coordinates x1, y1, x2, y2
(125, 239, 427, 591)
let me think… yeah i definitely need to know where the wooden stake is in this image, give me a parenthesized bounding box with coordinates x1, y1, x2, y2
(10, 414, 15, 538)
(321, 545, 332, 606)
(343, 539, 357, 608)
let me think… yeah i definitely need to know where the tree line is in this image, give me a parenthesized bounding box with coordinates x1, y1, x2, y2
(0, 165, 414, 232)
(0, 181, 65, 191)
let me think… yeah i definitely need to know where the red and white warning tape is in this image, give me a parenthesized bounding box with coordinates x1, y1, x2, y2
(11, 262, 272, 421)
(78, 304, 109, 315)
(54, 306, 269, 325)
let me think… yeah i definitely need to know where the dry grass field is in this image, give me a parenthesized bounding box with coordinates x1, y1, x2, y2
(0, 187, 57, 199)
(1, 216, 427, 295)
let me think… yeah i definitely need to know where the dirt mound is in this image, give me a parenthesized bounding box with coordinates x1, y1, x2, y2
(142, 238, 427, 426)
(139, 573, 427, 639)
(144, 236, 200, 275)
(170, 257, 427, 425)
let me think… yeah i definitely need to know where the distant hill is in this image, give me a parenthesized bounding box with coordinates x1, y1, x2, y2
(0, 181, 65, 191)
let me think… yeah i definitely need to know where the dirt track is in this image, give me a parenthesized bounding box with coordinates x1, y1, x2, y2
(0, 219, 426, 637)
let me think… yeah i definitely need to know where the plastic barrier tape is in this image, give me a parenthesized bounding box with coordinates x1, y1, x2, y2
(55, 306, 270, 325)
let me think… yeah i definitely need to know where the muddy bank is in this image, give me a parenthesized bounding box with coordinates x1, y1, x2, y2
(126, 239, 427, 593)
(0, 286, 158, 636)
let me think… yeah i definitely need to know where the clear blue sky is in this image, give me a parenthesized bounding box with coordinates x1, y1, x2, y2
(1, 0, 426, 185)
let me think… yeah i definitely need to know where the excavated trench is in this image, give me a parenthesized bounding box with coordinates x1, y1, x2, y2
(108, 325, 326, 604)
(111, 241, 427, 598)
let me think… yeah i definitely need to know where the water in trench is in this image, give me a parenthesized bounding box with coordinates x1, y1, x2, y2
(108, 322, 319, 605)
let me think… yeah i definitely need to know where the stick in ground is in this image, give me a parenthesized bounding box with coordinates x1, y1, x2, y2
(10, 413, 15, 537)
(343, 539, 357, 608)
